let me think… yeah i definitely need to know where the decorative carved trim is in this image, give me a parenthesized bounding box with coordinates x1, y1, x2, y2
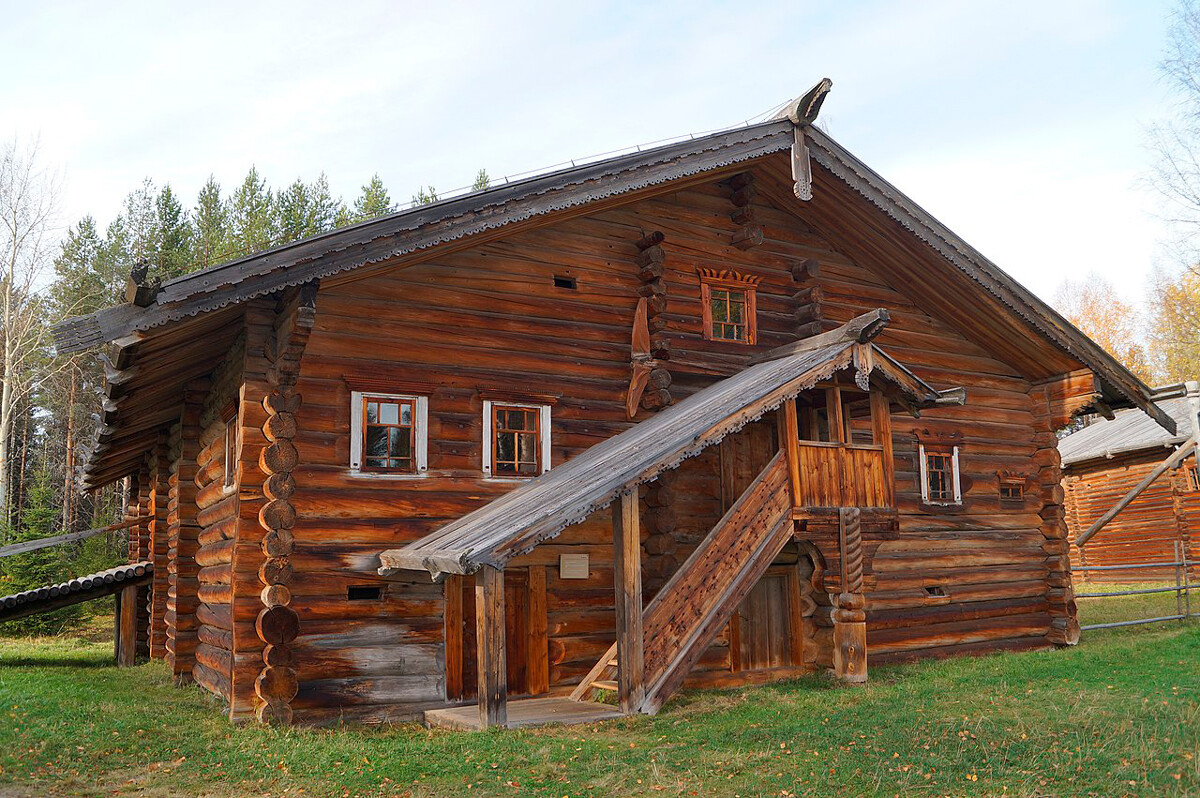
(344, 374, 438, 396)
(696, 267, 763, 287)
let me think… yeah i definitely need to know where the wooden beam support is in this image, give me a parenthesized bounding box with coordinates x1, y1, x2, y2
(475, 566, 507, 729)
(115, 584, 138, 667)
(613, 490, 645, 713)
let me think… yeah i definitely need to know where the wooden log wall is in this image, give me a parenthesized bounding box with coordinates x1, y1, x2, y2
(165, 378, 207, 683)
(252, 284, 317, 725)
(634, 231, 673, 412)
(192, 338, 244, 705)
(131, 465, 151, 658)
(190, 157, 1083, 717)
(229, 301, 277, 721)
(1064, 451, 1200, 582)
(147, 436, 170, 659)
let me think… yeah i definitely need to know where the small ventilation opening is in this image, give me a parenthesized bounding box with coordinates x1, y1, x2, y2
(347, 585, 383, 601)
(553, 275, 577, 290)
(924, 586, 946, 598)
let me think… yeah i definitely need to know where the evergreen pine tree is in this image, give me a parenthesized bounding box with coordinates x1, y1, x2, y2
(309, 173, 344, 233)
(193, 175, 229, 269)
(229, 167, 277, 256)
(276, 179, 314, 244)
(472, 169, 491, 191)
(155, 184, 193, 280)
(353, 174, 393, 221)
(0, 467, 86, 635)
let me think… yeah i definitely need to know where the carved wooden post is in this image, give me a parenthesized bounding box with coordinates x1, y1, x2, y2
(634, 232, 672, 411)
(613, 489, 645, 713)
(476, 566, 507, 729)
(832, 507, 867, 682)
(253, 282, 316, 724)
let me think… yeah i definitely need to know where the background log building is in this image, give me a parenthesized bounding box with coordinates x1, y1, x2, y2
(51, 84, 1174, 728)
(1061, 385, 1199, 581)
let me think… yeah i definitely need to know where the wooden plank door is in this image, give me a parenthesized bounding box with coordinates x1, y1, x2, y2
(733, 568, 792, 671)
(453, 567, 547, 700)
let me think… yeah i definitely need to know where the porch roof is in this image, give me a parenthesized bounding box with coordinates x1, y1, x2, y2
(379, 309, 961, 581)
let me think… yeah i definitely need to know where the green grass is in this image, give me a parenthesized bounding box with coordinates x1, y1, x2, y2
(1, 608, 1197, 796)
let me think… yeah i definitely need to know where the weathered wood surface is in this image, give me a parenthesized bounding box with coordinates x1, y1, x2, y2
(124, 154, 1104, 719)
(0, 561, 152, 623)
(1065, 449, 1200, 581)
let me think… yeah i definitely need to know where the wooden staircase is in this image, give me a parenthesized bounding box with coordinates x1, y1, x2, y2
(572, 451, 793, 713)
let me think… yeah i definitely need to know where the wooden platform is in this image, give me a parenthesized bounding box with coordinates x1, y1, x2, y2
(423, 697, 625, 730)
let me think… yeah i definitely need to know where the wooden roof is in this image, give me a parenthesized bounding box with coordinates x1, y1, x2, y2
(378, 310, 958, 580)
(53, 89, 1172, 489)
(1060, 392, 1196, 468)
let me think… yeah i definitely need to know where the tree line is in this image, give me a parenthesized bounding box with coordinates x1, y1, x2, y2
(0, 152, 485, 632)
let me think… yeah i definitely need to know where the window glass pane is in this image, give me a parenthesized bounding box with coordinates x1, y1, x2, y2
(366, 402, 378, 423)
(496, 431, 515, 464)
(389, 458, 409, 469)
(380, 401, 399, 425)
(711, 295, 728, 322)
(365, 457, 387, 468)
(390, 427, 411, 459)
(517, 432, 537, 465)
(400, 402, 412, 426)
(366, 426, 388, 458)
(728, 297, 744, 323)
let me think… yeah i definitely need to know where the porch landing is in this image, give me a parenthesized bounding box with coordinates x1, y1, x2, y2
(424, 697, 625, 730)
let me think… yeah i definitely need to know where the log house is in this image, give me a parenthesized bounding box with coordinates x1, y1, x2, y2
(1061, 382, 1200, 581)
(53, 82, 1174, 727)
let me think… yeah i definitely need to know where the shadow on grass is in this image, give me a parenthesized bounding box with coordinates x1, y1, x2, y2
(0, 657, 115, 669)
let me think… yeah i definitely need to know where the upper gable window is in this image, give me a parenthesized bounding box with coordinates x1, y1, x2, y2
(483, 400, 551, 478)
(350, 391, 428, 475)
(1184, 462, 1200, 493)
(699, 268, 760, 345)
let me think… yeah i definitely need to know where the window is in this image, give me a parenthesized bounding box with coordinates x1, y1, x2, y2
(998, 472, 1025, 503)
(350, 391, 429, 475)
(919, 443, 961, 506)
(1185, 462, 1200, 493)
(699, 268, 759, 345)
(482, 400, 551, 477)
(222, 407, 238, 488)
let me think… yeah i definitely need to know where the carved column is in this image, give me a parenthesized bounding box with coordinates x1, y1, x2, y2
(253, 282, 317, 724)
(832, 507, 867, 682)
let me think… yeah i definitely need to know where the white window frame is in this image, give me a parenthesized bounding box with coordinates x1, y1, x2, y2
(919, 443, 961, 506)
(350, 391, 429, 476)
(482, 400, 552, 478)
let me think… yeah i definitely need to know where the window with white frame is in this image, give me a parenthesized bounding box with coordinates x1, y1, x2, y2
(482, 400, 552, 478)
(222, 410, 238, 488)
(919, 442, 961, 506)
(350, 391, 429, 475)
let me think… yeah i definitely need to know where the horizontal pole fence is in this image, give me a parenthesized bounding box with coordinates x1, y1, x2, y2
(1076, 541, 1193, 633)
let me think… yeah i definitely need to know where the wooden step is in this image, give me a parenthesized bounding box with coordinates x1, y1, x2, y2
(591, 680, 618, 691)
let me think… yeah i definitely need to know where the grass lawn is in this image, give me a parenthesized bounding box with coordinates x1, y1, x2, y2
(0, 599, 1196, 797)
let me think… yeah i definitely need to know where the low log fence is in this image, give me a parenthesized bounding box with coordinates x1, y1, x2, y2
(1075, 541, 1194, 632)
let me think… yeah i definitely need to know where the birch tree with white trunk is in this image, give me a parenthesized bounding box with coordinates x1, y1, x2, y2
(0, 138, 59, 518)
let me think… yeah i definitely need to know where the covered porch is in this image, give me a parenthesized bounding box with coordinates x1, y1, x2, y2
(380, 309, 963, 729)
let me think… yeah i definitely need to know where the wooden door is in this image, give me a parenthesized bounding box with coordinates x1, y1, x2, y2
(453, 567, 548, 700)
(733, 569, 792, 671)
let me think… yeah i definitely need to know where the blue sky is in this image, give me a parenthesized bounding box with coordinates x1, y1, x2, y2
(0, 0, 1183, 303)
